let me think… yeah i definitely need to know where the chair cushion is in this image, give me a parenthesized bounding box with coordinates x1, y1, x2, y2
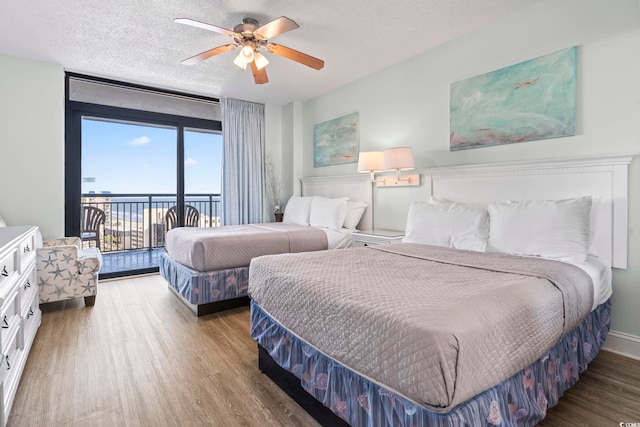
(79, 247, 103, 270)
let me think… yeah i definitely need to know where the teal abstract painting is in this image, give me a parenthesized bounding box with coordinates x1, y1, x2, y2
(450, 47, 576, 151)
(313, 112, 359, 167)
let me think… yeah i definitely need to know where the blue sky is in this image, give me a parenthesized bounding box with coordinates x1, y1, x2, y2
(81, 118, 222, 194)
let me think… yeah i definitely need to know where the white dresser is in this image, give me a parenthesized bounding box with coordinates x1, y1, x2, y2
(0, 226, 41, 426)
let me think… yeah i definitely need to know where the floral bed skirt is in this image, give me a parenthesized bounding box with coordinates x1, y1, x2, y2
(251, 299, 610, 427)
(159, 253, 249, 305)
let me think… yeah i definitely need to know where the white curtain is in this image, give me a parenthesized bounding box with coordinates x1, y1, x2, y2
(221, 98, 265, 225)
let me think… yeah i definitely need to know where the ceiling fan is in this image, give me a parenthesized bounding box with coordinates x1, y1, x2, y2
(175, 16, 325, 85)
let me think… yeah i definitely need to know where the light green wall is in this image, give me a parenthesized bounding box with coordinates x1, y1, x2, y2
(293, 0, 640, 338)
(0, 54, 65, 239)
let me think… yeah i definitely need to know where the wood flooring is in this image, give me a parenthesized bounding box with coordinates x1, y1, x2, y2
(7, 274, 640, 426)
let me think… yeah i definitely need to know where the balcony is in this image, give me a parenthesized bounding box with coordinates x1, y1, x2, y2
(82, 193, 221, 278)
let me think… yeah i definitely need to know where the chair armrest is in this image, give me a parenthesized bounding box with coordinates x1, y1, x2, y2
(79, 248, 103, 272)
(43, 237, 82, 248)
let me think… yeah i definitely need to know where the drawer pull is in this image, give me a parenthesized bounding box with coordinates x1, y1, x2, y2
(27, 308, 34, 319)
(1, 316, 8, 329)
(24, 244, 31, 253)
(1, 266, 8, 277)
(24, 280, 31, 290)
(5, 355, 9, 370)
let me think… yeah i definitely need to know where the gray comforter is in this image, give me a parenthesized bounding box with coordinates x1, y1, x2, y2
(248, 243, 593, 412)
(165, 223, 328, 271)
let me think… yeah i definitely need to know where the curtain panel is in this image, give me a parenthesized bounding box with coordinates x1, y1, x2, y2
(222, 98, 265, 225)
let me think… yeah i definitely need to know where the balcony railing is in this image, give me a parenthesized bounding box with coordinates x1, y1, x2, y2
(81, 193, 221, 253)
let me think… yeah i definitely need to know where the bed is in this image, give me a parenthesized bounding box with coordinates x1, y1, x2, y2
(248, 154, 634, 427)
(160, 174, 373, 316)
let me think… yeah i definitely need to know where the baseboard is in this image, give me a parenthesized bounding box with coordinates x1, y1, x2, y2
(602, 329, 640, 361)
(100, 272, 160, 282)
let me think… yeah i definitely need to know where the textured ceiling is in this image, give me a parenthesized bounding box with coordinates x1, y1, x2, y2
(0, 0, 542, 105)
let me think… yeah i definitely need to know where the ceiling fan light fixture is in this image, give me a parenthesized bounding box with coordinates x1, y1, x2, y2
(254, 51, 269, 70)
(240, 44, 255, 62)
(233, 52, 249, 70)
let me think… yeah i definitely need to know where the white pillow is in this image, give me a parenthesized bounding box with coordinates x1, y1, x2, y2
(428, 197, 490, 245)
(428, 195, 454, 206)
(402, 201, 489, 251)
(309, 197, 348, 230)
(282, 196, 314, 226)
(343, 200, 367, 230)
(0, 215, 6, 227)
(587, 195, 600, 256)
(429, 195, 487, 210)
(487, 196, 592, 263)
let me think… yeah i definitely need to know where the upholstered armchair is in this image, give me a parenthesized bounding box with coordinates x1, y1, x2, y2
(36, 237, 102, 306)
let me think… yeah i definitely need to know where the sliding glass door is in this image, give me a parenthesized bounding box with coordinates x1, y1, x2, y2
(66, 100, 221, 277)
(81, 117, 178, 253)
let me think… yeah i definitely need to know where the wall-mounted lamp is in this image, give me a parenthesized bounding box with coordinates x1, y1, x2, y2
(356, 147, 421, 187)
(379, 147, 421, 187)
(357, 151, 384, 182)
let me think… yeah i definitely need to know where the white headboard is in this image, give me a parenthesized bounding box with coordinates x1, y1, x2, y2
(300, 175, 373, 230)
(424, 154, 635, 269)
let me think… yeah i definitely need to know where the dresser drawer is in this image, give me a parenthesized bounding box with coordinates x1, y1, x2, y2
(19, 291, 40, 351)
(0, 248, 17, 290)
(2, 329, 22, 425)
(0, 287, 19, 356)
(18, 265, 37, 316)
(0, 326, 18, 386)
(18, 233, 36, 267)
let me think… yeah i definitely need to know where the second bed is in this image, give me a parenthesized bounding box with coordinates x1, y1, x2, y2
(160, 174, 373, 315)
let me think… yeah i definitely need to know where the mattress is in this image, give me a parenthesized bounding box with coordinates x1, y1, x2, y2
(248, 243, 594, 412)
(164, 222, 328, 271)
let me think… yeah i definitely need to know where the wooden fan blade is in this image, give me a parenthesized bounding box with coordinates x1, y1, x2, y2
(254, 16, 299, 39)
(174, 18, 237, 37)
(181, 44, 237, 65)
(250, 61, 269, 84)
(267, 43, 324, 70)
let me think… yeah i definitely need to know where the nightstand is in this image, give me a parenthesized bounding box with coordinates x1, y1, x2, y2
(352, 229, 405, 247)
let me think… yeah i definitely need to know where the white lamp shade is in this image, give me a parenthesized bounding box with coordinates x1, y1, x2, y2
(357, 151, 384, 172)
(254, 51, 269, 70)
(240, 44, 255, 62)
(383, 147, 414, 171)
(233, 52, 249, 70)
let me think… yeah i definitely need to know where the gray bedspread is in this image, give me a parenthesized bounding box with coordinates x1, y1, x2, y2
(165, 223, 328, 271)
(248, 243, 593, 412)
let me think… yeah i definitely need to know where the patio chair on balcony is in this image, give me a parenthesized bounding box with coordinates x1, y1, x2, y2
(166, 205, 200, 231)
(81, 206, 105, 249)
